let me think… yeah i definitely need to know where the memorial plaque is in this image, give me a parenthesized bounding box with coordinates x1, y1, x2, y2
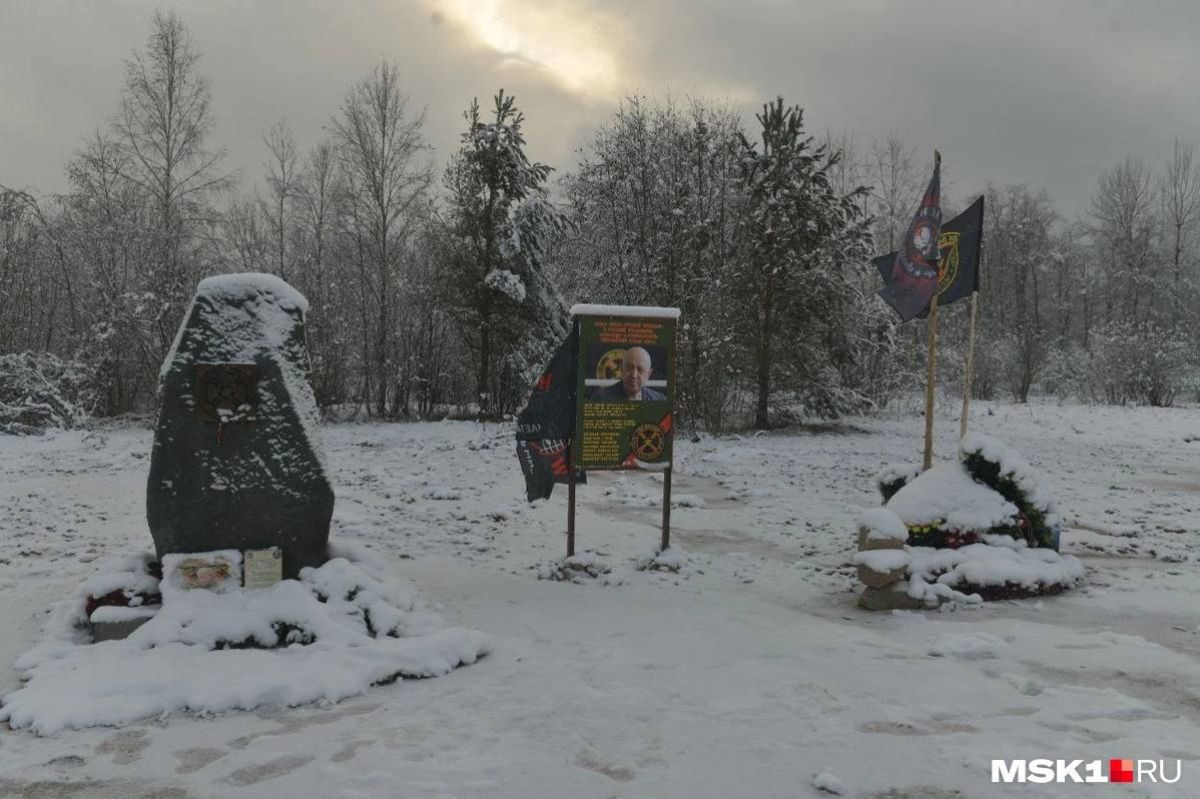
(243, 546, 283, 589)
(162, 551, 241, 593)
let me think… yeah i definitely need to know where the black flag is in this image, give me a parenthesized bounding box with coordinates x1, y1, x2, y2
(877, 154, 942, 321)
(874, 195, 984, 320)
(515, 326, 583, 502)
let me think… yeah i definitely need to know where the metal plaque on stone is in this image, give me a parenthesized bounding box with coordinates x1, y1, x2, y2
(243, 546, 283, 589)
(195, 363, 258, 423)
(172, 555, 238, 591)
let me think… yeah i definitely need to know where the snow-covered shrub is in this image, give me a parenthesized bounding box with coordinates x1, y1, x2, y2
(1086, 321, 1193, 407)
(1036, 340, 1091, 400)
(968, 330, 1008, 401)
(0, 351, 97, 434)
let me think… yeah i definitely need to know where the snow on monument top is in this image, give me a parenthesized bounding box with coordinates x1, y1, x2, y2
(196, 272, 309, 312)
(570, 303, 681, 319)
(162, 273, 311, 381)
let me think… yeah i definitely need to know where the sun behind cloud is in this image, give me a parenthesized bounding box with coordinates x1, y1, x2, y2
(429, 0, 627, 99)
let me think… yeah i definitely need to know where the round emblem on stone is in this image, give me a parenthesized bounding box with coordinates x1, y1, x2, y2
(195, 364, 257, 422)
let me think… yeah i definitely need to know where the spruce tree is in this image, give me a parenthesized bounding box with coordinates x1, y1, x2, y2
(442, 91, 567, 419)
(733, 98, 872, 427)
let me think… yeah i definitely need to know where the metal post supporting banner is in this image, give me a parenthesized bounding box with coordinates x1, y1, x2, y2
(567, 461, 576, 558)
(661, 466, 672, 551)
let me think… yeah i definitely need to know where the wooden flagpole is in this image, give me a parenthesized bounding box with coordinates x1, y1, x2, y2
(960, 291, 979, 439)
(921, 150, 943, 471)
(922, 292, 940, 471)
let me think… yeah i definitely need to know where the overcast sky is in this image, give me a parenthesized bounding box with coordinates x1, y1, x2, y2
(4, 0, 1199, 218)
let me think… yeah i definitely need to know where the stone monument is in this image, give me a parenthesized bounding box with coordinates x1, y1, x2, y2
(147, 273, 334, 580)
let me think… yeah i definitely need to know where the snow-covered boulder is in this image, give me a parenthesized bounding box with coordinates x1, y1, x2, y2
(857, 582, 924, 611)
(856, 507, 908, 552)
(854, 548, 910, 588)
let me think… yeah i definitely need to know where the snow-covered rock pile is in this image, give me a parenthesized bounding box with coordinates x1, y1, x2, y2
(855, 436, 1083, 609)
(535, 553, 623, 585)
(634, 545, 706, 578)
(0, 549, 490, 734)
(854, 508, 925, 611)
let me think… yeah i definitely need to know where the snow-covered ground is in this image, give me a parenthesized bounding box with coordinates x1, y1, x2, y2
(1, 399, 1199, 798)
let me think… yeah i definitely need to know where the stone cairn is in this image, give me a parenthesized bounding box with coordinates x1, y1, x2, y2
(855, 508, 922, 611)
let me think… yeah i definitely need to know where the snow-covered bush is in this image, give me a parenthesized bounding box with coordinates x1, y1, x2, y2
(1085, 321, 1193, 407)
(0, 351, 97, 434)
(1036, 339, 1092, 400)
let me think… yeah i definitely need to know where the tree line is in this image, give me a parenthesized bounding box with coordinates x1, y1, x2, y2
(2, 10, 1197, 434)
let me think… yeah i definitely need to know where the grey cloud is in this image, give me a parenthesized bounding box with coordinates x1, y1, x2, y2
(3, 0, 1199, 217)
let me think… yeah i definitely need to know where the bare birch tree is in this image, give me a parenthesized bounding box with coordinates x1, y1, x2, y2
(111, 8, 233, 355)
(330, 61, 433, 416)
(261, 118, 299, 280)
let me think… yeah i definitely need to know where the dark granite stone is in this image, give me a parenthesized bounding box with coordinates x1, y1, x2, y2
(147, 274, 334, 579)
(91, 617, 152, 642)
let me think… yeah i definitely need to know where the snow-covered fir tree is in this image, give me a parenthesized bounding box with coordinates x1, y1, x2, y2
(732, 98, 873, 427)
(556, 97, 745, 429)
(441, 91, 568, 419)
